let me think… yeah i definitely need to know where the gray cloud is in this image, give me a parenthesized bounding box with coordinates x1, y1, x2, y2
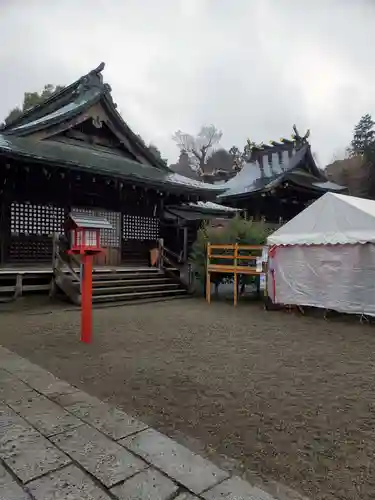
(0, 0, 374, 166)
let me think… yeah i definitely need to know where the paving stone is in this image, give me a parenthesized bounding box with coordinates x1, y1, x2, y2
(0, 370, 36, 405)
(8, 393, 83, 437)
(0, 368, 14, 381)
(0, 405, 70, 483)
(0, 403, 40, 442)
(0, 352, 43, 376)
(120, 428, 229, 494)
(17, 370, 76, 397)
(51, 424, 148, 487)
(56, 389, 147, 439)
(51, 388, 103, 408)
(110, 468, 178, 500)
(0, 346, 11, 357)
(174, 494, 201, 500)
(0, 462, 32, 499)
(0, 347, 77, 398)
(27, 464, 112, 499)
(202, 476, 276, 500)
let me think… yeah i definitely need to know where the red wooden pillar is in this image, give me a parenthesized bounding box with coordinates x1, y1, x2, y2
(81, 254, 93, 343)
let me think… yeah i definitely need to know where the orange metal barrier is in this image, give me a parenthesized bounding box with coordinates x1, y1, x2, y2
(206, 243, 266, 306)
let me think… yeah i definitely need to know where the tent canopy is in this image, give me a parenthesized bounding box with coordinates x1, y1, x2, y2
(267, 192, 375, 246)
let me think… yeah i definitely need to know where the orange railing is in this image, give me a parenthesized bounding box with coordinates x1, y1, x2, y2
(206, 243, 267, 306)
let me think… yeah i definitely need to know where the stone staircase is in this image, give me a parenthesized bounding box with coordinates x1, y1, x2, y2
(51, 235, 190, 306)
(55, 267, 189, 306)
(91, 268, 188, 304)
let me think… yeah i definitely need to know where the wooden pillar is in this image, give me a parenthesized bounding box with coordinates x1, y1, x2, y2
(183, 226, 188, 263)
(0, 196, 10, 266)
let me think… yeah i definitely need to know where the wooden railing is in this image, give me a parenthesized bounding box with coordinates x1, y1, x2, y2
(158, 238, 192, 290)
(52, 234, 80, 281)
(51, 233, 82, 304)
(206, 243, 266, 306)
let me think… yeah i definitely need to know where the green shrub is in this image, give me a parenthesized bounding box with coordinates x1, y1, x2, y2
(189, 216, 270, 294)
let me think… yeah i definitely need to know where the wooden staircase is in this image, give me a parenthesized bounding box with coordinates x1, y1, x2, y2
(55, 267, 188, 306)
(52, 236, 190, 306)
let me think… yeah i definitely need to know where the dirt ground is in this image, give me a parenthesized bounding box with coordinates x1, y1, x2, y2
(1, 298, 374, 500)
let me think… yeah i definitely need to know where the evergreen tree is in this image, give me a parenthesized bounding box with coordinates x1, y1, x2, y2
(350, 114, 375, 156)
(3, 84, 64, 125)
(348, 114, 375, 198)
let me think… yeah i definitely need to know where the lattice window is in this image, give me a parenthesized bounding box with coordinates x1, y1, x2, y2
(10, 203, 64, 236)
(76, 230, 97, 247)
(72, 208, 121, 247)
(122, 214, 160, 241)
(8, 238, 53, 262)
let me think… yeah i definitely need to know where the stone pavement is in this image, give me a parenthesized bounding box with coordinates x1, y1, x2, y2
(0, 345, 278, 500)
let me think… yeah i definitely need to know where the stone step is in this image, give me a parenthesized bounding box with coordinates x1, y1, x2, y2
(91, 271, 161, 281)
(70, 277, 172, 287)
(92, 288, 187, 303)
(92, 283, 181, 295)
(90, 277, 172, 287)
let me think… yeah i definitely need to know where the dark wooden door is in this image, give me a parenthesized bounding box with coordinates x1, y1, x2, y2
(122, 214, 160, 267)
(72, 207, 122, 266)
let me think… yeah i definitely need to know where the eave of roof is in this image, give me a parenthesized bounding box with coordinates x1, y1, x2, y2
(167, 200, 239, 215)
(0, 134, 224, 198)
(165, 201, 239, 221)
(218, 146, 345, 200)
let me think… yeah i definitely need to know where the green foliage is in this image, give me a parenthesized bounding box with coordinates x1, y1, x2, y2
(4, 108, 23, 124)
(348, 114, 375, 198)
(148, 143, 168, 165)
(23, 84, 64, 112)
(4, 84, 64, 125)
(190, 216, 270, 290)
(350, 113, 375, 156)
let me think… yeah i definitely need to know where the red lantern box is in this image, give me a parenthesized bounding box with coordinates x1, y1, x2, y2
(65, 212, 113, 343)
(66, 213, 112, 255)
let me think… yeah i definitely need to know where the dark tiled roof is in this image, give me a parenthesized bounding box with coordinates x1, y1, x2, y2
(0, 134, 223, 197)
(165, 201, 239, 220)
(69, 212, 113, 229)
(2, 62, 170, 172)
(218, 146, 345, 199)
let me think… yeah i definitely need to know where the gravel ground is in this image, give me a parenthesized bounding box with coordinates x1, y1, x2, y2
(0, 298, 374, 500)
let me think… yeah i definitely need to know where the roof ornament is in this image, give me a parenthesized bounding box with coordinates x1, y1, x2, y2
(74, 62, 106, 96)
(92, 62, 105, 74)
(292, 125, 310, 147)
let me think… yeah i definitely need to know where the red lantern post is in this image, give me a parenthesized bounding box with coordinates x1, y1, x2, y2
(66, 213, 112, 343)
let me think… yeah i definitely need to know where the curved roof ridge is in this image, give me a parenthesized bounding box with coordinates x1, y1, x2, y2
(2, 62, 107, 131)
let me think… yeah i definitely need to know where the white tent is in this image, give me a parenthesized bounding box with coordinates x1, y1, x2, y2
(267, 193, 375, 316)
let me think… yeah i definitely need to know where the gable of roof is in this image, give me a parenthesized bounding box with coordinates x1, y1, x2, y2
(1, 62, 169, 172)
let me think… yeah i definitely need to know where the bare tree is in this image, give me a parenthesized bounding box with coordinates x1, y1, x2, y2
(172, 125, 222, 174)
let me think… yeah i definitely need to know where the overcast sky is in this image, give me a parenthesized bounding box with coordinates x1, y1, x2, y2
(1, 0, 374, 167)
